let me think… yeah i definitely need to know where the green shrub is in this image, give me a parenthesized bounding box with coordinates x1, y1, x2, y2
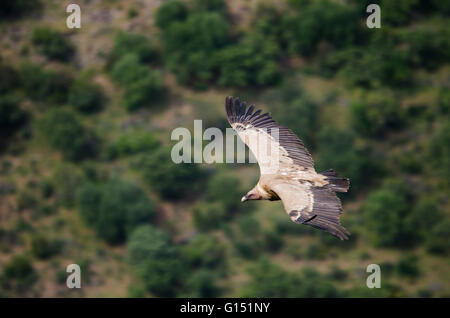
(241, 259, 302, 297)
(400, 28, 450, 70)
(282, 0, 359, 56)
(52, 165, 84, 207)
(363, 180, 419, 248)
(185, 270, 222, 297)
(111, 54, 150, 86)
(77, 179, 155, 244)
(0, 0, 41, 19)
(162, 12, 230, 88)
(123, 71, 164, 111)
(328, 33, 412, 88)
(154, 0, 188, 29)
(30, 233, 62, 259)
(127, 7, 138, 19)
(194, 0, 227, 13)
(217, 33, 281, 87)
(250, 4, 284, 45)
(350, 90, 405, 137)
(138, 147, 203, 199)
(127, 225, 172, 264)
(1, 255, 36, 293)
(181, 235, 226, 270)
(32, 27, 74, 61)
(0, 95, 27, 139)
(19, 63, 73, 103)
(41, 179, 53, 198)
(68, 75, 104, 113)
(107, 131, 160, 159)
(396, 254, 421, 278)
(428, 123, 450, 186)
(242, 259, 339, 297)
(109, 32, 157, 65)
(192, 202, 227, 231)
(111, 54, 164, 110)
(408, 197, 443, 241)
(438, 88, 450, 114)
(39, 109, 98, 161)
(381, 0, 419, 26)
(137, 257, 181, 297)
(0, 61, 18, 94)
(127, 225, 181, 297)
(207, 173, 242, 211)
(262, 230, 283, 253)
(426, 220, 450, 255)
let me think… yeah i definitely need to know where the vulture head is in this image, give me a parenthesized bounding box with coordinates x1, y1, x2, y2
(241, 187, 262, 202)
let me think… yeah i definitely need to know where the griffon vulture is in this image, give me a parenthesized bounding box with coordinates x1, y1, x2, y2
(226, 96, 350, 240)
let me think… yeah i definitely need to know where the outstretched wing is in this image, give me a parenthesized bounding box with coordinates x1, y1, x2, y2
(271, 182, 350, 240)
(225, 96, 314, 175)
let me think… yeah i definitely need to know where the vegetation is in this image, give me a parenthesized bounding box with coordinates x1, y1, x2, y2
(0, 0, 448, 298)
(32, 27, 74, 61)
(39, 109, 98, 161)
(68, 74, 104, 113)
(76, 179, 155, 244)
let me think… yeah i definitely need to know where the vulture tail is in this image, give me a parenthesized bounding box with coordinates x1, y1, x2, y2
(321, 169, 349, 193)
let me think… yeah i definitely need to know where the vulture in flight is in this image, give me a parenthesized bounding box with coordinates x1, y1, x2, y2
(225, 96, 350, 240)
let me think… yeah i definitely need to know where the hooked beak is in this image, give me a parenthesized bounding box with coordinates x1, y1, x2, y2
(241, 195, 248, 202)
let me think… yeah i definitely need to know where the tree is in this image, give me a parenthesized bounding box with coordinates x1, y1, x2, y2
(110, 54, 164, 111)
(350, 90, 405, 137)
(363, 180, 419, 248)
(0, 255, 36, 294)
(30, 233, 62, 259)
(428, 123, 450, 188)
(181, 235, 226, 270)
(76, 179, 155, 244)
(19, 63, 73, 103)
(282, 1, 359, 56)
(0, 59, 18, 94)
(127, 225, 181, 297)
(192, 202, 227, 231)
(138, 147, 203, 199)
(241, 259, 303, 297)
(162, 12, 230, 88)
(0, 0, 41, 19)
(106, 131, 160, 159)
(122, 71, 164, 111)
(185, 270, 222, 297)
(127, 225, 172, 264)
(32, 27, 74, 61)
(426, 220, 450, 255)
(207, 174, 242, 211)
(154, 0, 188, 29)
(217, 33, 281, 87)
(109, 32, 157, 65)
(0, 96, 27, 139)
(39, 109, 97, 161)
(381, 0, 419, 26)
(396, 254, 421, 278)
(242, 259, 339, 297)
(68, 74, 104, 113)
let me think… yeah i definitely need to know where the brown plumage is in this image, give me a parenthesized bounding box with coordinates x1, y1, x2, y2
(226, 96, 350, 240)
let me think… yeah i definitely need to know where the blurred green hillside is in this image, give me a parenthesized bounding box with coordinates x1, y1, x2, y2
(0, 0, 449, 297)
